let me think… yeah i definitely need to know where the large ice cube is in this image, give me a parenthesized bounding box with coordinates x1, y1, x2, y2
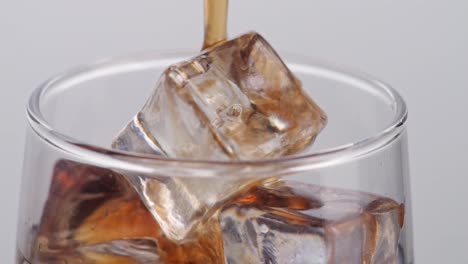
(113, 31, 327, 159)
(34, 160, 224, 264)
(220, 181, 404, 264)
(112, 32, 327, 242)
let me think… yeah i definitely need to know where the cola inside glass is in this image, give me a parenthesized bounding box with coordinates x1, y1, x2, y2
(27, 161, 403, 264)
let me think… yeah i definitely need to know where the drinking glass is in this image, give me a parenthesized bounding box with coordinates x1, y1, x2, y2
(16, 51, 414, 263)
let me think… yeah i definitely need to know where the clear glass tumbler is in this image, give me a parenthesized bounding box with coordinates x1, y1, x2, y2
(16, 52, 414, 264)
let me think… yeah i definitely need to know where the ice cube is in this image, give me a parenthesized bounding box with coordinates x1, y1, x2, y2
(112, 32, 327, 242)
(220, 181, 404, 264)
(113, 31, 327, 160)
(34, 160, 224, 264)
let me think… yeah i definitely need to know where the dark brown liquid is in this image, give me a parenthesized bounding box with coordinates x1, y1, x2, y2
(203, 0, 229, 50)
(24, 160, 404, 263)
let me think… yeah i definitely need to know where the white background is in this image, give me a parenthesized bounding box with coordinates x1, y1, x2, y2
(1, 1, 467, 263)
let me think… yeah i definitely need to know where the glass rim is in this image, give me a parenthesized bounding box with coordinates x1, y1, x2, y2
(26, 51, 408, 178)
